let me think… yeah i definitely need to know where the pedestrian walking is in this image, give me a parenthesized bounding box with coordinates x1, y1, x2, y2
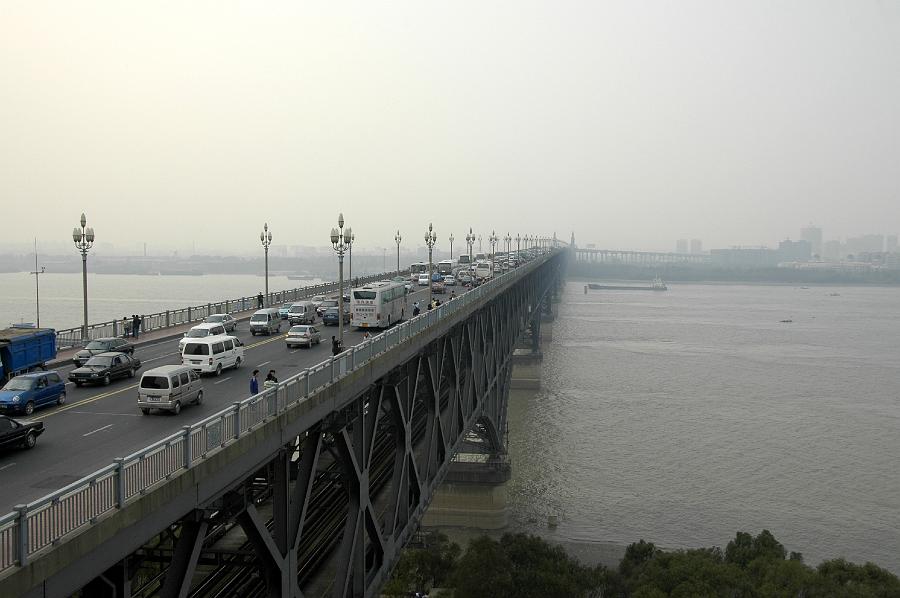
(257, 292, 264, 309)
(413, 301, 420, 317)
(123, 316, 131, 338)
(331, 335, 341, 356)
(250, 369, 260, 395)
(132, 315, 140, 339)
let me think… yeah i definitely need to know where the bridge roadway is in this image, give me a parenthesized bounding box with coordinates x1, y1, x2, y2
(0, 284, 442, 515)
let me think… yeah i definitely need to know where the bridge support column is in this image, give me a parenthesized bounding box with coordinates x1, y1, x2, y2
(160, 517, 208, 598)
(80, 559, 131, 598)
(421, 459, 511, 529)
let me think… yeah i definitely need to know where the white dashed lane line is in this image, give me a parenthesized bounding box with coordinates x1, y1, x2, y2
(83, 424, 115, 437)
(256, 361, 271, 367)
(0, 463, 16, 472)
(213, 376, 233, 385)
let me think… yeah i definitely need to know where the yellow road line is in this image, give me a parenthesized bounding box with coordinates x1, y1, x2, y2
(40, 333, 289, 419)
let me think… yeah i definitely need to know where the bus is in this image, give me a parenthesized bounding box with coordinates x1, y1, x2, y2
(437, 260, 455, 275)
(408, 262, 429, 282)
(474, 260, 493, 281)
(457, 254, 472, 265)
(351, 280, 408, 328)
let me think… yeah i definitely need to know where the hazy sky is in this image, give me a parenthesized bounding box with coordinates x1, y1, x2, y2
(2, 1, 899, 253)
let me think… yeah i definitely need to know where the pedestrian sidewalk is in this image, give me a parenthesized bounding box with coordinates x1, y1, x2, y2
(49, 307, 261, 367)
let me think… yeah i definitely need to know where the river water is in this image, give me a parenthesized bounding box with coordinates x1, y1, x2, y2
(0, 272, 324, 331)
(507, 281, 900, 573)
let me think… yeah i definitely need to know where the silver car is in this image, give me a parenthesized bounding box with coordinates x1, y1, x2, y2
(204, 313, 237, 332)
(285, 325, 321, 348)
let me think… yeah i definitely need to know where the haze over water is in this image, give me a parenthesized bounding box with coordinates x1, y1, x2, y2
(507, 281, 900, 573)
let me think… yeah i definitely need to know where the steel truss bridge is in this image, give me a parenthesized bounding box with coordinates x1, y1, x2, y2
(1, 250, 565, 598)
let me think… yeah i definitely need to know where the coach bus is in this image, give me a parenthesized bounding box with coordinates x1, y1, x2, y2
(437, 260, 455, 275)
(351, 280, 408, 328)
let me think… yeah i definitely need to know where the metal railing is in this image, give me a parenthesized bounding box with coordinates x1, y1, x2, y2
(0, 251, 556, 576)
(54, 271, 407, 349)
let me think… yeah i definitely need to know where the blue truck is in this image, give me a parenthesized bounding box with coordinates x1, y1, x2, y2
(0, 327, 58, 382)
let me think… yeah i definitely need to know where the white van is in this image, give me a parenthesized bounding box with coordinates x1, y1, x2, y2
(182, 335, 244, 376)
(178, 322, 227, 351)
(287, 301, 317, 325)
(249, 308, 282, 335)
(138, 365, 203, 415)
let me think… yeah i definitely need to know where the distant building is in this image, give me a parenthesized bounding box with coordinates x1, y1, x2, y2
(800, 225, 823, 257)
(823, 240, 842, 262)
(887, 235, 898, 253)
(777, 239, 812, 262)
(710, 247, 779, 267)
(845, 234, 884, 255)
(690, 239, 702, 254)
(676, 239, 689, 254)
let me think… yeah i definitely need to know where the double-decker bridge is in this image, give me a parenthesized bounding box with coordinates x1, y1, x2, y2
(0, 247, 566, 598)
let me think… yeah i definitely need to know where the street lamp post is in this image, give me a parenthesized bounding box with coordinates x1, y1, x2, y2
(505, 233, 511, 263)
(478, 234, 483, 253)
(72, 213, 95, 342)
(449, 233, 455, 261)
(394, 230, 402, 275)
(425, 223, 437, 306)
(466, 228, 475, 264)
(348, 230, 355, 285)
(330, 213, 352, 347)
(30, 239, 45, 328)
(260, 223, 272, 307)
(489, 230, 498, 261)
(516, 234, 521, 264)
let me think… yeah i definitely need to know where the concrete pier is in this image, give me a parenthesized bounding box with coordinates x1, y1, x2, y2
(422, 460, 511, 529)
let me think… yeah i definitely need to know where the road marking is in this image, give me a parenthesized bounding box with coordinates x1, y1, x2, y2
(144, 353, 179, 363)
(213, 376, 232, 385)
(256, 361, 271, 367)
(0, 463, 16, 472)
(83, 424, 114, 437)
(40, 384, 139, 419)
(69, 411, 142, 417)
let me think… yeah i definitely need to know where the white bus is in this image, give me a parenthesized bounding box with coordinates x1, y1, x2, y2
(351, 281, 408, 328)
(457, 254, 472, 266)
(409, 262, 430, 281)
(474, 260, 493, 280)
(437, 259, 455, 275)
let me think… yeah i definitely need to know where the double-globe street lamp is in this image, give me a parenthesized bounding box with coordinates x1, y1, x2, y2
(466, 228, 475, 264)
(72, 214, 95, 342)
(449, 233, 455, 260)
(516, 234, 522, 263)
(260, 223, 272, 307)
(489, 230, 498, 261)
(394, 230, 402, 275)
(330, 214, 352, 346)
(425, 223, 437, 305)
(348, 230, 355, 284)
(505, 233, 512, 259)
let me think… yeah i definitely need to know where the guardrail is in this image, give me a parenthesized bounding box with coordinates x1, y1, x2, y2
(54, 271, 408, 350)
(0, 250, 556, 576)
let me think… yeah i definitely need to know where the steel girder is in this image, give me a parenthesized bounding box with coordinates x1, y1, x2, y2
(68, 255, 563, 598)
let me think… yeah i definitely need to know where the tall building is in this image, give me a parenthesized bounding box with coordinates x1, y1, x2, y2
(676, 239, 688, 254)
(800, 225, 823, 257)
(823, 240, 841, 261)
(690, 239, 703, 254)
(887, 234, 898, 253)
(778, 239, 812, 262)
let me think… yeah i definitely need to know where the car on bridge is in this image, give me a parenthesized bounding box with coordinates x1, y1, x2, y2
(277, 302, 294, 319)
(178, 323, 229, 351)
(322, 306, 351, 326)
(0, 371, 66, 415)
(317, 298, 339, 318)
(68, 352, 142, 387)
(417, 273, 430, 286)
(72, 337, 134, 367)
(443, 275, 456, 286)
(0, 414, 44, 450)
(204, 313, 237, 332)
(285, 325, 321, 348)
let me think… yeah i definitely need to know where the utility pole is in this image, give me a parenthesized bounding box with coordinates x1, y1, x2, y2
(29, 239, 45, 328)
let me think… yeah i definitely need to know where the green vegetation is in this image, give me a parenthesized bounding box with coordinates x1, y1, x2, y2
(384, 530, 900, 597)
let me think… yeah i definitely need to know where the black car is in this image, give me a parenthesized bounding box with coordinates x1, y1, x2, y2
(0, 415, 44, 450)
(68, 352, 142, 386)
(322, 306, 351, 326)
(73, 338, 134, 367)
